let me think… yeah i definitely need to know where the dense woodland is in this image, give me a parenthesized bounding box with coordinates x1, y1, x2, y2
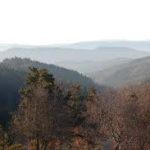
(0, 65, 150, 150)
(0, 58, 97, 127)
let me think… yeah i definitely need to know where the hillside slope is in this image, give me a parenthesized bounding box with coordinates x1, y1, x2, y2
(0, 57, 97, 126)
(91, 56, 150, 88)
(2, 57, 95, 87)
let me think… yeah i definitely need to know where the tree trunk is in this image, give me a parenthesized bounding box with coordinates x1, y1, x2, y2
(2, 145, 5, 150)
(27, 139, 30, 150)
(36, 139, 40, 150)
(43, 143, 48, 150)
(114, 143, 121, 150)
(43, 142, 48, 150)
(41, 141, 48, 150)
(140, 142, 145, 150)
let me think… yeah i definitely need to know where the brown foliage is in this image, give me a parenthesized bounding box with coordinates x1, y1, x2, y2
(107, 84, 150, 150)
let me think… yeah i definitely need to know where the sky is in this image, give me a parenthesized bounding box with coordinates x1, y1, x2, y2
(0, 0, 150, 45)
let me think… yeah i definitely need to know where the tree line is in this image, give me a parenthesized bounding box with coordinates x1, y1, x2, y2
(0, 68, 150, 150)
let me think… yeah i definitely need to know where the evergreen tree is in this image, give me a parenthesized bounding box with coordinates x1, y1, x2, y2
(11, 68, 61, 150)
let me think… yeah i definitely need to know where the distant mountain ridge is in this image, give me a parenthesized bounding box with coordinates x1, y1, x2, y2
(1, 46, 148, 63)
(0, 44, 149, 74)
(90, 56, 150, 88)
(66, 41, 150, 51)
(0, 41, 150, 75)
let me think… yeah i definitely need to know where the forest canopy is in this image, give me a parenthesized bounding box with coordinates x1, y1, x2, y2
(0, 67, 150, 149)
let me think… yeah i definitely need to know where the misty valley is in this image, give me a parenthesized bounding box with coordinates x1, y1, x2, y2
(0, 41, 150, 150)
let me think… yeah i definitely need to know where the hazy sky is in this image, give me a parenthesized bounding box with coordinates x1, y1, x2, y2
(0, 0, 150, 45)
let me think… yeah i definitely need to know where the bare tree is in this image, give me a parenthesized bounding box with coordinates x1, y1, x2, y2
(107, 85, 150, 150)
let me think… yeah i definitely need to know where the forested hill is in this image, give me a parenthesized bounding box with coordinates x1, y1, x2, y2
(91, 56, 150, 88)
(2, 57, 96, 87)
(0, 57, 97, 126)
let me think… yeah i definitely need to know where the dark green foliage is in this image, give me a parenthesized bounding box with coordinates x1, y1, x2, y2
(0, 57, 97, 128)
(0, 125, 10, 149)
(65, 85, 85, 127)
(2, 57, 95, 87)
(12, 68, 58, 150)
(0, 66, 25, 127)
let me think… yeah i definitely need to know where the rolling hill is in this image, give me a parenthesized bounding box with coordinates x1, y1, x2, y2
(0, 45, 149, 74)
(66, 40, 150, 52)
(56, 58, 132, 74)
(91, 56, 150, 88)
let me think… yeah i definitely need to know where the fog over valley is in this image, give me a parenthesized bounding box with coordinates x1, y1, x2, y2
(1, 41, 150, 88)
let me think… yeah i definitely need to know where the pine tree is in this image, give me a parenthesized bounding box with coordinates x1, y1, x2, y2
(11, 68, 61, 150)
